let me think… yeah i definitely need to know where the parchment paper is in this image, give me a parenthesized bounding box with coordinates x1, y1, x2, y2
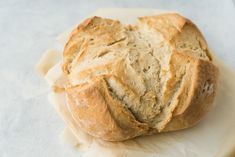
(37, 9, 235, 157)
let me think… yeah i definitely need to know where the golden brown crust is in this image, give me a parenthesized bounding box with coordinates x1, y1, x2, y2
(66, 76, 148, 141)
(62, 16, 126, 74)
(163, 53, 219, 131)
(139, 13, 187, 41)
(139, 13, 212, 61)
(60, 13, 219, 141)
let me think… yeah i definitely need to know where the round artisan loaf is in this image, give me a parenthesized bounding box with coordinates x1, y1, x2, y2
(62, 13, 219, 141)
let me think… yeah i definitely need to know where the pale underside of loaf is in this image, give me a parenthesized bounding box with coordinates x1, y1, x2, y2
(62, 13, 218, 141)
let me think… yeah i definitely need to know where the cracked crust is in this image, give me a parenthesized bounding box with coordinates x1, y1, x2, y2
(66, 76, 149, 141)
(61, 13, 219, 141)
(163, 53, 219, 131)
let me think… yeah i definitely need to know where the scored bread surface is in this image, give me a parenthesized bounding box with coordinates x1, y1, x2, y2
(62, 13, 218, 141)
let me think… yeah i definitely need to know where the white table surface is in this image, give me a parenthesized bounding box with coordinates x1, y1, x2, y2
(0, 0, 235, 157)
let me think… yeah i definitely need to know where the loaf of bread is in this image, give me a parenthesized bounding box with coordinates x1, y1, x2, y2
(61, 13, 218, 141)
